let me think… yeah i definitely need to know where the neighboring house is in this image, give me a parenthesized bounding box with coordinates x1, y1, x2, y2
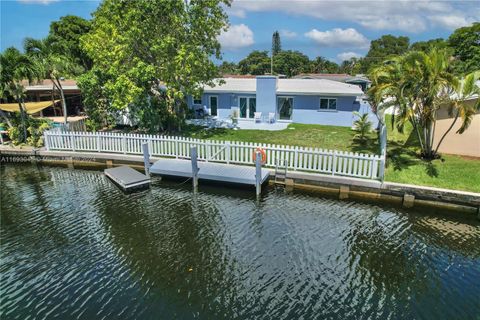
(188, 76, 377, 128)
(434, 96, 480, 158)
(21, 79, 83, 117)
(293, 73, 371, 92)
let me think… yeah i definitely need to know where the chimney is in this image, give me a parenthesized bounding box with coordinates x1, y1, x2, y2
(256, 76, 277, 115)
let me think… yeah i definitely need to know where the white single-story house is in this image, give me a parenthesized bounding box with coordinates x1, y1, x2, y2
(187, 76, 377, 129)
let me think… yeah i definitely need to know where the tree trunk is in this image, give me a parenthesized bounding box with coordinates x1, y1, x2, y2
(0, 109, 13, 128)
(52, 77, 67, 124)
(16, 95, 28, 143)
(434, 111, 459, 156)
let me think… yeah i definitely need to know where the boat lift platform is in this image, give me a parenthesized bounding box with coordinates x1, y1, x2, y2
(105, 166, 150, 191)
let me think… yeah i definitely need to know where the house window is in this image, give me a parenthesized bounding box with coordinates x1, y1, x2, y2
(277, 97, 293, 120)
(320, 98, 337, 111)
(193, 97, 202, 105)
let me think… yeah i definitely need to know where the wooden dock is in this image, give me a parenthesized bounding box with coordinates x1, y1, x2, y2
(149, 158, 270, 186)
(105, 166, 150, 191)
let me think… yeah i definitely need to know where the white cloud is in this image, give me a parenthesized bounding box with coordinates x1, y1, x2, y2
(337, 52, 362, 62)
(218, 24, 254, 50)
(280, 29, 297, 38)
(305, 28, 369, 48)
(17, 0, 59, 4)
(228, 0, 480, 32)
(428, 15, 474, 29)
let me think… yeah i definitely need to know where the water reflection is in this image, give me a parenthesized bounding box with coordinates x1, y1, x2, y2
(1, 164, 479, 320)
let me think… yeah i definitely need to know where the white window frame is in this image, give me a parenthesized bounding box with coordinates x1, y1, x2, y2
(209, 95, 218, 117)
(277, 96, 294, 121)
(319, 97, 337, 111)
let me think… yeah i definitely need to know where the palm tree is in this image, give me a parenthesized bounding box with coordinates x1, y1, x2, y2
(434, 71, 480, 155)
(368, 49, 472, 160)
(0, 47, 42, 142)
(352, 111, 373, 143)
(24, 37, 81, 124)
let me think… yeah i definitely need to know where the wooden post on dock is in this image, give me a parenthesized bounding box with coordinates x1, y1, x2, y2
(142, 142, 150, 178)
(255, 151, 262, 196)
(191, 146, 199, 189)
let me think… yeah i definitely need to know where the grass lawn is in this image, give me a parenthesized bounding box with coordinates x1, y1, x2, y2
(180, 123, 378, 153)
(179, 119, 480, 193)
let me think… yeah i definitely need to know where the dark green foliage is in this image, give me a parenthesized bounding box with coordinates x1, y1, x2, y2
(48, 15, 92, 70)
(339, 58, 363, 75)
(410, 38, 448, 52)
(272, 31, 281, 56)
(218, 61, 238, 75)
(238, 50, 271, 75)
(362, 35, 410, 73)
(448, 22, 480, 75)
(6, 113, 51, 146)
(310, 56, 339, 73)
(273, 50, 310, 77)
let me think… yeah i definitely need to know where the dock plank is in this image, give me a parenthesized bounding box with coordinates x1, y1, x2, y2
(150, 158, 269, 186)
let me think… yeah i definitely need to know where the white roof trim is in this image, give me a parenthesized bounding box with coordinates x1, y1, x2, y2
(202, 78, 363, 96)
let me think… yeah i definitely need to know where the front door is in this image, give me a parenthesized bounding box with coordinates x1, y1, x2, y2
(209, 96, 218, 116)
(239, 97, 256, 119)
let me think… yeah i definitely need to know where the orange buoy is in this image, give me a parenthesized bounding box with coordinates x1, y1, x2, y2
(252, 147, 267, 165)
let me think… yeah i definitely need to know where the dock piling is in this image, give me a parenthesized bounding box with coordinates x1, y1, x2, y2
(191, 146, 199, 189)
(255, 151, 262, 196)
(142, 143, 150, 178)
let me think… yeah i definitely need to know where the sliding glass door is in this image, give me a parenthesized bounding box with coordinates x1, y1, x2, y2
(277, 97, 293, 120)
(239, 97, 256, 119)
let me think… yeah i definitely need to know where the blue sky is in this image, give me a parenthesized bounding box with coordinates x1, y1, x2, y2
(1, 0, 479, 63)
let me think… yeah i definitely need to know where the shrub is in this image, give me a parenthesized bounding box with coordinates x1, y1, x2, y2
(352, 112, 373, 143)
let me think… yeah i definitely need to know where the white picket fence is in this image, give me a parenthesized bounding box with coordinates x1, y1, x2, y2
(44, 130, 385, 180)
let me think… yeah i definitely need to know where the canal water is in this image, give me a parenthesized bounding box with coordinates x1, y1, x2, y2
(1, 164, 479, 319)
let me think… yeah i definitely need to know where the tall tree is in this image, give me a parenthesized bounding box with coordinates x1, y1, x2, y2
(79, 0, 230, 131)
(273, 50, 310, 77)
(0, 47, 42, 141)
(448, 23, 480, 75)
(24, 37, 80, 124)
(218, 61, 238, 75)
(272, 30, 281, 56)
(339, 57, 363, 75)
(362, 35, 410, 73)
(310, 56, 339, 74)
(238, 50, 271, 75)
(48, 15, 92, 70)
(410, 38, 448, 52)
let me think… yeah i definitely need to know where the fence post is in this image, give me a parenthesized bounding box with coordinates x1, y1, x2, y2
(71, 133, 76, 152)
(255, 151, 262, 197)
(44, 132, 50, 151)
(122, 136, 126, 154)
(226, 141, 230, 164)
(379, 154, 386, 181)
(96, 134, 101, 152)
(142, 142, 150, 178)
(206, 141, 210, 162)
(191, 146, 199, 189)
(175, 138, 179, 159)
(332, 151, 337, 176)
(293, 147, 298, 170)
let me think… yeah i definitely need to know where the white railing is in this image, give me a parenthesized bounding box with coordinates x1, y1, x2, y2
(44, 130, 385, 180)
